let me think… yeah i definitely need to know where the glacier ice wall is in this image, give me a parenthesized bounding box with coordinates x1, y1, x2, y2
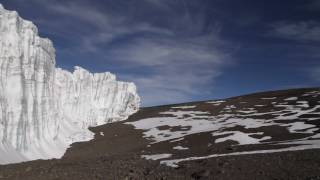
(0, 4, 140, 164)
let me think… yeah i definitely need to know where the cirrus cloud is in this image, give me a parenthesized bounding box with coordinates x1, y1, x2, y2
(3, 0, 235, 106)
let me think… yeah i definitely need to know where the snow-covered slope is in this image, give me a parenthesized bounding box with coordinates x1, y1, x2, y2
(121, 88, 320, 168)
(0, 4, 140, 164)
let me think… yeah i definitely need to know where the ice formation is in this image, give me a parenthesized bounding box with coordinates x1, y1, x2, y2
(0, 4, 140, 164)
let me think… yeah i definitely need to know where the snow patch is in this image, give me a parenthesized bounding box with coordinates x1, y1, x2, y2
(142, 154, 172, 160)
(214, 131, 271, 145)
(206, 100, 225, 106)
(284, 97, 298, 101)
(160, 142, 320, 168)
(173, 146, 189, 150)
(296, 101, 309, 108)
(170, 138, 185, 142)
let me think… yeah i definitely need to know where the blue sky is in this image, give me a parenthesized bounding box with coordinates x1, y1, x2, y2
(1, 0, 320, 106)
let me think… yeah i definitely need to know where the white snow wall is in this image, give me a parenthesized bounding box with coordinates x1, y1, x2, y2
(0, 4, 140, 164)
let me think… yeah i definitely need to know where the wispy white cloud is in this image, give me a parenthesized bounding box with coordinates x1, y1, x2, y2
(121, 67, 221, 106)
(269, 21, 320, 42)
(268, 20, 320, 84)
(108, 36, 228, 66)
(113, 34, 233, 106)
(6, 0, 234, 106)
(30, 0, 174, 53)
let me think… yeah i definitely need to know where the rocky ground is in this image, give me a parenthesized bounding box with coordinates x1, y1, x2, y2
(1, 87, 320, 180)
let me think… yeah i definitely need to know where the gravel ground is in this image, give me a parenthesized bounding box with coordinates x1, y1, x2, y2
(0, 87, 320, 180)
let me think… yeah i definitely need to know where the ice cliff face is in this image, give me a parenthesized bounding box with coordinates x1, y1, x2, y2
(0, 4, 140, 164)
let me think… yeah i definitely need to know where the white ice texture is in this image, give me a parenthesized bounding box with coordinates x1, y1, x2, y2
(0, 4, 140, 164)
